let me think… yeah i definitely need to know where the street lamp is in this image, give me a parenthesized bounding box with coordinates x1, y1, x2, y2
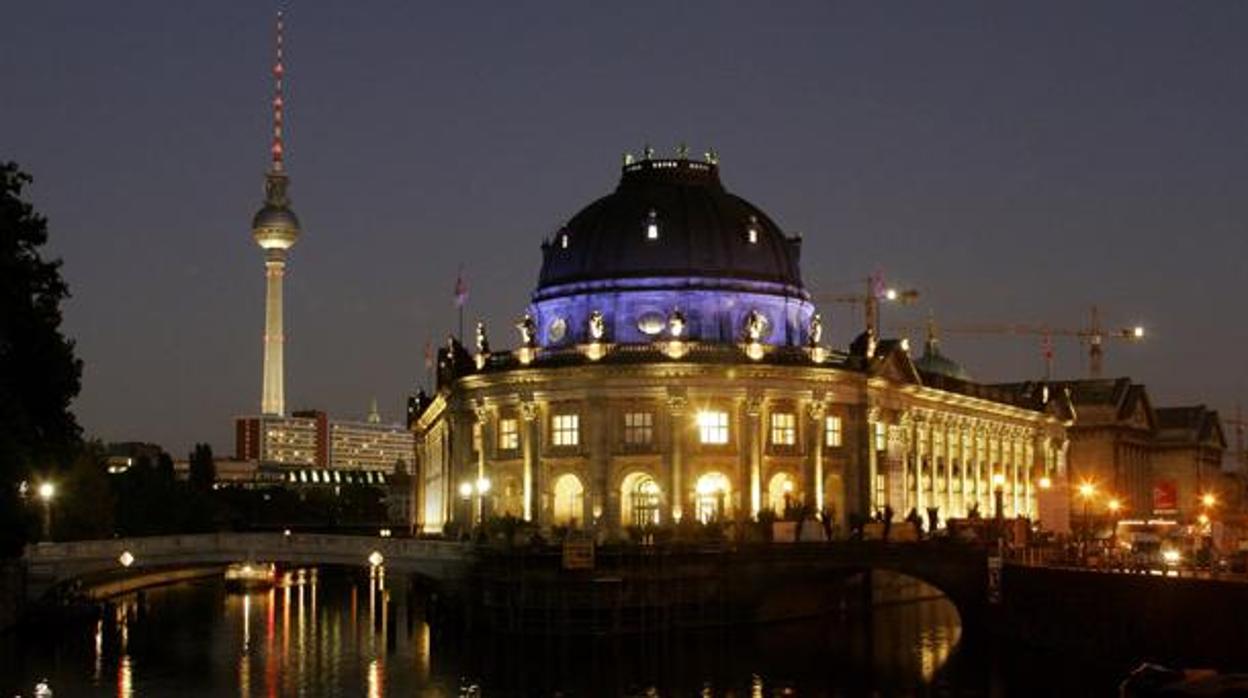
(459, 478, 492, 525)
(37, 481, 55, 542)
(1038, 476, 1052, 490)
(992, 473, 1006, 521)
(1076, 482, 1097, 559)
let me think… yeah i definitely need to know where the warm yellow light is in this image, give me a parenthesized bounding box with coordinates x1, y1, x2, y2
(1107, 498, 1121, 513)
(118, 551, 135, 568)
(782, 479, 794, 494)
(37, 482, 55, 502)
(1198, 513, 1210, 525)
(695, 473, 729, 496)
(368, 551, 384, 567)
(1133, 326, 1145, 339)
(1078, 482, 1096, 499)
(1161, 548, 1181, 565)
(1201, 493, 1217, 508)
(458, 482, 474, 499)
(885, 288, 898, 301)
(992, 473, 1006, 488)
(696, 411, 717, 429)
(475, 477, 491, 495)
(1038, 476, 1053, 490)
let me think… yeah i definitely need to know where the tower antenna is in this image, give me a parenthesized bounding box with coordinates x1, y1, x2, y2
(270, 10, 286, 173)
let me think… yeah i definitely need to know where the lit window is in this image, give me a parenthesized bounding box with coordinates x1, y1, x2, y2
(552, 414, 579, 447)
(748, 228, 758, 244)
(697, 410, 730, 445)
(498, 418, 519, 450)
(747, 215, 759, 244)
(646, 209, 659, 240)
(825, 415, 843, 447)
(560, 233, 569, 249)
(623, 411, 653, 445)
(770, 412, 796, 446)
(874, 422, 887, 451)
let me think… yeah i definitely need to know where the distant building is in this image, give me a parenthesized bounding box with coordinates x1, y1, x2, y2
(234, 408, 414, 482)
(1045, 378, 1234, 523)
(105, 441, 168, 474)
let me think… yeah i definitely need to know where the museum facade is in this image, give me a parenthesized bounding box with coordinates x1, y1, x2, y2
(410, 154, 1073, 533)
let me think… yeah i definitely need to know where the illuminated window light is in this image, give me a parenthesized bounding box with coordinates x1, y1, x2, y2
(645, 209, 659, 240)
(560, 233, 569, 249)
(748, 228, 758, 244)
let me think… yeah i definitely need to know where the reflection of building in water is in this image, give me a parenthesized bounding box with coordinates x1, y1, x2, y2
(411, 153, 1074, 534)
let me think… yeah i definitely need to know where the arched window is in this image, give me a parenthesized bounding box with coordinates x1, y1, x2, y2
(695, 472, 731, 523)
(767, 472, 796, 514)
(552, 473, 584, 527)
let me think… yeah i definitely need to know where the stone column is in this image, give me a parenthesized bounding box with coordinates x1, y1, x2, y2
(666, 393, 687, 522)
(808, 400, 826, 512)
(473, 402, 489, 523)
(865, 406, 881, 516)
(589, 397, 609, 528)
(747, 396, 763, 517)
(520, 401, 539, 523)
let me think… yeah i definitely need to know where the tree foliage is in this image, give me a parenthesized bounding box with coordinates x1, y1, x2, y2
(0, 162, 82, 555)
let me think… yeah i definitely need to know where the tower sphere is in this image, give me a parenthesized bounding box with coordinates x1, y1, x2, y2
(252, 203, 301, 250)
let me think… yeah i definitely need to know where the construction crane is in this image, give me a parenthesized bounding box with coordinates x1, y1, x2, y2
(809, 272, 919, 344)
(891, 305, 1145, 379)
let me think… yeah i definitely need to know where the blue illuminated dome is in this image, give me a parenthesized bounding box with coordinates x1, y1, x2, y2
(530, 156, 814, 347)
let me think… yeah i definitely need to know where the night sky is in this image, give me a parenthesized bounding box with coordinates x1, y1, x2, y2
(4, 2, 1247, 458)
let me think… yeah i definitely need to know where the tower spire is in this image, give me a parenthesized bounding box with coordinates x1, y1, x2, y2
(270, 10, 286, 174)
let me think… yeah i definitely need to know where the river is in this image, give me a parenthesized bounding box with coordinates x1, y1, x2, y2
(1, 567, 1124, 696)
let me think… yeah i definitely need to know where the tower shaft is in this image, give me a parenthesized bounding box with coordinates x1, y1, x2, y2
(261, 250, 287, 415)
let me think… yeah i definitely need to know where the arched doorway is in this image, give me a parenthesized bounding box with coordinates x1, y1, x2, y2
(552, 473, 584, 527)
(621, 472, 662, 527)
(767, 472, 796, 514)
(695, 472, 731, 523)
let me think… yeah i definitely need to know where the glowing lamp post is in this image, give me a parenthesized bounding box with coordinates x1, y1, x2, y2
(1076, 482, 1096, 561)
(37, 482, 55, 542)
(459, 478, 492, 525)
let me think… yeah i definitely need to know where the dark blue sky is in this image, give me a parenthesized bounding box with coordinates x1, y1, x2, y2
(3, 2, 1247, 457)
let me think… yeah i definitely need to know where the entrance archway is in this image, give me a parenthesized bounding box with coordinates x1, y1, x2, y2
(621, 472, 662, 527)
(695, 472, 731, 523)
(767, 472, 796, 514)
(552, 473, 584, 527)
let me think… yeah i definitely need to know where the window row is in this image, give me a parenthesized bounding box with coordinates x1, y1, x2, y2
(485, 411, 847, 450)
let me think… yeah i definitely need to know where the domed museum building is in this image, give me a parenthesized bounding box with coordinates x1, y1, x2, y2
(410, 153, 1072, 533)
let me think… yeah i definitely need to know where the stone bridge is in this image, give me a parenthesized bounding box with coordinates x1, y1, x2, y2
(23, 533, 473, 601)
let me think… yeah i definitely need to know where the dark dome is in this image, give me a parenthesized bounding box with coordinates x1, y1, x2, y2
(536, 158, 805, 297)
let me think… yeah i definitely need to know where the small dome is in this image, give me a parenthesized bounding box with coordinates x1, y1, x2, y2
(915, 339, 971, 382)
(536, 158, 804, 298)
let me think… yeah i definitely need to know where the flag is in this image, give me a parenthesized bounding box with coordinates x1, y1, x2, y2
(453, 266, 468, 308)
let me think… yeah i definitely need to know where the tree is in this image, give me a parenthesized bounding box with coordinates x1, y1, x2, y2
(0, 162, 82, 555)
(189, 443, 215, 491)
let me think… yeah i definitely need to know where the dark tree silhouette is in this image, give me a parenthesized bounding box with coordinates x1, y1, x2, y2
(189, 443, 215, 492)
(0, 162, 82, 555)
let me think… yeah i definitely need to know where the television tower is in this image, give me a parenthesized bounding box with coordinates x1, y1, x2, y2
(251, 10, 300, 416)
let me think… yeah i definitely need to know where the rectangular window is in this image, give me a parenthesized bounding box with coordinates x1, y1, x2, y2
(623, 411, 653, 445)
(498, 418, 519, 451)
(770, 412, 796, 446)
(874, 422, 887, 451)
(697, 410, 730, 445)
(552, 414, 579, 447)
(825, 415, 843, 447)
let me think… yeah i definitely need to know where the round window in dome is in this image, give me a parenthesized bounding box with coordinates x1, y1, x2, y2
(547, 317, 568, 343)
(637, 312, 666, 336)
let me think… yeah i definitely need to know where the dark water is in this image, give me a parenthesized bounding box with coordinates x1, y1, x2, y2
(2, 568, 1123, 697)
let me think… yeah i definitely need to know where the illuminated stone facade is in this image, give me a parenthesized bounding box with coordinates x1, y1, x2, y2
(410, 156, 1072, 534)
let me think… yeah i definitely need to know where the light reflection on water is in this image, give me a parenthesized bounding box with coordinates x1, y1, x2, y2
(0, 567, 1118, 696)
